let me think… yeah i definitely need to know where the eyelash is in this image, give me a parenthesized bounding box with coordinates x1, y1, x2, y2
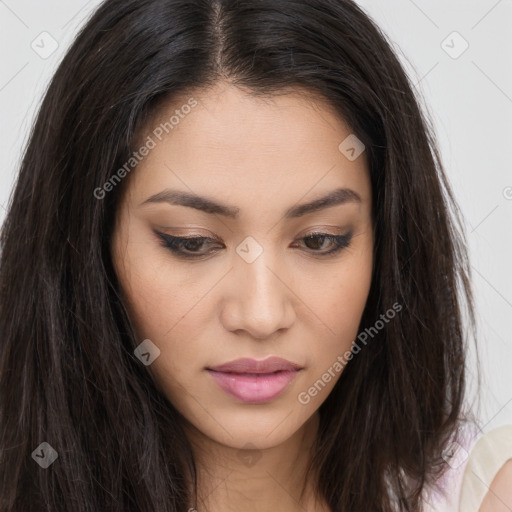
(154, 231, 353, 259)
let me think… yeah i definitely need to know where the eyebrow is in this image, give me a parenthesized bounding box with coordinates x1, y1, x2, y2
(139, 187, 361, 219)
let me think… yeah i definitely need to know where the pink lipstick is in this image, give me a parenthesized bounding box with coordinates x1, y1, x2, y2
(206, 356, 302, 403)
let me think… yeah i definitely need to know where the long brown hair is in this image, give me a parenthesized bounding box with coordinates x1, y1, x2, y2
(0, 0, 475, 510)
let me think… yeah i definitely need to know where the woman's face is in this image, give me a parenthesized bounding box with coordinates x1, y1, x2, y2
(111, 82, 374, 450)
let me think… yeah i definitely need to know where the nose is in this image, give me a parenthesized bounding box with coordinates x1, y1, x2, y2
(220, 244, 296, 339)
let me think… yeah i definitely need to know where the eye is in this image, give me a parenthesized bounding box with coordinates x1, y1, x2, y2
(154, 230, 353, 259)
(155, 233, 220, 258)
(293, 231, 353, 256)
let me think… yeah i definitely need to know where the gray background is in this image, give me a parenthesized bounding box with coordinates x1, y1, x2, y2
(1, 0, 511, 431)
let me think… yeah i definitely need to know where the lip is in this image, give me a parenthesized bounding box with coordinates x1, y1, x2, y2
(208, 356, 302, 374)
(206, 357, 303, 403)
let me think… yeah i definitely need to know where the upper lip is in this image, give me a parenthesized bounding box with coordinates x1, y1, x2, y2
(207, 357, 302, 374)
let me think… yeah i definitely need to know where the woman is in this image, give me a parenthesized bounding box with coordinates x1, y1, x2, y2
(1, 0, 510, 510)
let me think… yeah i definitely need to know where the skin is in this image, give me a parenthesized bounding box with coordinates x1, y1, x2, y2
(111, 81, 374, 512)
(479, 460, 512, 512)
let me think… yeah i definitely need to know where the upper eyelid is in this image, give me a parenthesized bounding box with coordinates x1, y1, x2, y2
(154, 226, 350, 238)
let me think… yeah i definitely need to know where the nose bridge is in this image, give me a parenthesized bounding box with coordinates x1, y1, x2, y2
(237, 235, 283, 307)
(226, 235, 294, 336)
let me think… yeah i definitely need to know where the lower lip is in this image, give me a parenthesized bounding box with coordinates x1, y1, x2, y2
(206, 369, 299, 403)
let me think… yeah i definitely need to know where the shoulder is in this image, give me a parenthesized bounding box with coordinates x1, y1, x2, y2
(460, 424, 512, 512)
(479, 459, 512, 512)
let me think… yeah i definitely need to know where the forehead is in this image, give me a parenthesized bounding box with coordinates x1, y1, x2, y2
(124, 83, 371, 212)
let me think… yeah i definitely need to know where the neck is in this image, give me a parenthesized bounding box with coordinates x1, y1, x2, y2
(182, 411, 330, 512)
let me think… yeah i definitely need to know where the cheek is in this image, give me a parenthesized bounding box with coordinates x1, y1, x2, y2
(114, 226, 207, 339)
(326, 262, 372, 336)
(316, 241, 373, 324)
(111, 228, 206, 376)
(119, 264, 210, 404)
(305, 243, 373, 369)
(119, 258, 208, 353)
